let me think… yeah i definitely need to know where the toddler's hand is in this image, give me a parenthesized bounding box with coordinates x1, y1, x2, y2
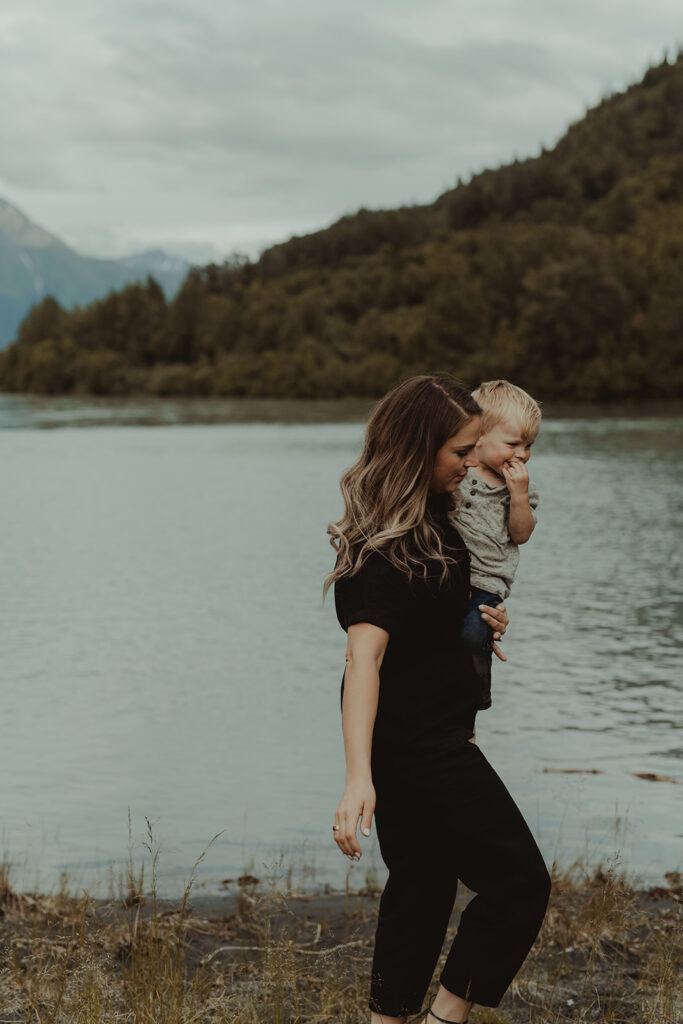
(502, 460, 529, 494)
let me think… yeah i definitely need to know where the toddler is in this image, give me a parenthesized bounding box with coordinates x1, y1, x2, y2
(454, 379, 542, 710)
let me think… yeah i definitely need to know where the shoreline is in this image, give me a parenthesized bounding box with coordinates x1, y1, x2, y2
(1, 391, 683, 432)
(2, 866, 680, 1022)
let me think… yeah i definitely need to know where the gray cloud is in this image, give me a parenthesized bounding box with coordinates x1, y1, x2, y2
(0, 0, 680, 260)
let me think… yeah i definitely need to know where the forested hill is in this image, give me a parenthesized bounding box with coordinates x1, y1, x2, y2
(2, 57, 683, 401)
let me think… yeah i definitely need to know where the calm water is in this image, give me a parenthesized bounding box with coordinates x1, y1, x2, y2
(1, 395, 682, 895)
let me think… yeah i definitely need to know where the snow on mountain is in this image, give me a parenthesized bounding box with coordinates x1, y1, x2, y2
(0, 199, 192, 348)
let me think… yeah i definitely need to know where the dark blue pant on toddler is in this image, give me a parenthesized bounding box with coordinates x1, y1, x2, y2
(461, 587, 503, 710)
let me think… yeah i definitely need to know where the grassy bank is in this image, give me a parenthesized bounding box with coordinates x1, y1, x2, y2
(1, 856, 681, 1024)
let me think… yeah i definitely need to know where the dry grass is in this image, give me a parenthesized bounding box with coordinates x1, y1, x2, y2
(0, 842, 680, 1024)
(506, 860, 682, 1024)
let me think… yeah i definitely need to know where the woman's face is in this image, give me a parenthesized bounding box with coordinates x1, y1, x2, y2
(430, 417, 481, 493)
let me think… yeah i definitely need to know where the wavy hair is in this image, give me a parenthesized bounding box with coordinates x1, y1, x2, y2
(325, 376, 481, 592)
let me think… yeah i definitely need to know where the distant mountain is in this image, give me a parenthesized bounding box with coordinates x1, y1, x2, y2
(0, 199, 191, 347)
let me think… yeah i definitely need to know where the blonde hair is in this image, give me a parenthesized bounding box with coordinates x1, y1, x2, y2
(471, 380, 541, 439)
(325, 376, 481, 593)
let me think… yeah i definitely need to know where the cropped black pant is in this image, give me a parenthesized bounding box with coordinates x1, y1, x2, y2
(369, 739, 551, 1017)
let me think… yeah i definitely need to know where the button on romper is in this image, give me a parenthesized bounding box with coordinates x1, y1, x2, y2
(334, 493, 550, 1018)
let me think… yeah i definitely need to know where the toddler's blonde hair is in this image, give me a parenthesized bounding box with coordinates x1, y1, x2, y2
(471, 380, 542, 440)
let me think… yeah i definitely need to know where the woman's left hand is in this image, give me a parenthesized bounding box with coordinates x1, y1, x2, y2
(479, 602, 508, 662)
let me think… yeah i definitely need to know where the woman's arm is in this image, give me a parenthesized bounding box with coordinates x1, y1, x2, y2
(480, 601, 509, 662)
(333, 622, 389, 860)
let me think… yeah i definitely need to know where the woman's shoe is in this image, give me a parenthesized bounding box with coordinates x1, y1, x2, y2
(426, 1000, 469, 1024)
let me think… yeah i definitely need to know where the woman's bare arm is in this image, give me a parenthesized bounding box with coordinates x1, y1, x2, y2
(333, 622, 389, 860)
(480, 601, 509, 661)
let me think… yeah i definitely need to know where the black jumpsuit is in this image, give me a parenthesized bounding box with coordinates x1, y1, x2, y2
(334, 493, 550, 1017)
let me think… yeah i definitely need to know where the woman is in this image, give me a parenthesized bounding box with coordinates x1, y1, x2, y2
(326, 376, 550, 1024)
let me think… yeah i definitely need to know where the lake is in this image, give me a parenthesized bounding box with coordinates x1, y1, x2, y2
(1, 394, 681, 895)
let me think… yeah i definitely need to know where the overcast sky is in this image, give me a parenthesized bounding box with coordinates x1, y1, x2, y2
(1, 0, 680, 263)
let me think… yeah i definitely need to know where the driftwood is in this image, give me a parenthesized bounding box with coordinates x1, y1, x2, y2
(543, 768, 680, 783)
(632, 772, 680, 784)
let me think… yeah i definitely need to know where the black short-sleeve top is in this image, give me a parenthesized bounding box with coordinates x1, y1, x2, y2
(334, 492, 478, 755)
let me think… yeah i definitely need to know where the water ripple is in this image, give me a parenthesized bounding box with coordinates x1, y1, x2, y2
(0, 408, 681, 891)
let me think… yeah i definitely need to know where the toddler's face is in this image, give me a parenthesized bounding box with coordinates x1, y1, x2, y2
(476, 415, 537, 477)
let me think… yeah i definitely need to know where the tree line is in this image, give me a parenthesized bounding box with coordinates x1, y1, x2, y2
(1, 57, 682, 402)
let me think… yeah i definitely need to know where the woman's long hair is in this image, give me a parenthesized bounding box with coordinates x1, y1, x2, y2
(325, 376, 481, 592)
